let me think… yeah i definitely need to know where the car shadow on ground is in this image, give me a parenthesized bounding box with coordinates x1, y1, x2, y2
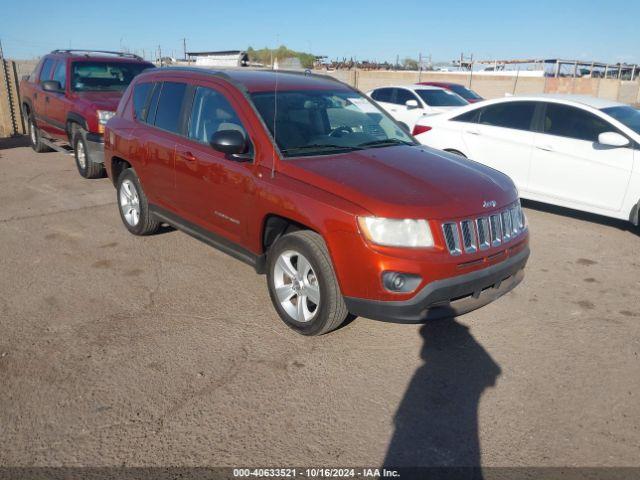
(521, 198, 639, 234)
(384, 317, 500, 480)
(0, 135, 30, 151)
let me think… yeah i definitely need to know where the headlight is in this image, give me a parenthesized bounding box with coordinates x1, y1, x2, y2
(97, 110, 116, 125)
(357, 217, 434, 248)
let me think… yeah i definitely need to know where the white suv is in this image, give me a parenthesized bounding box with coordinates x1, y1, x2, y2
(413, 95, 640, 225)
(367, 85, 468, 132)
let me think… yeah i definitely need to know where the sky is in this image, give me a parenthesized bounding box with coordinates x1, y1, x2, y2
(1, 0, 638, 64)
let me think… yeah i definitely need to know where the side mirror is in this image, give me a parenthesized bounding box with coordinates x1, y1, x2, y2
(41, 80, 63, 93)
(405, 99, 420, 109)
(598, 131, 629, 148)
(210, 129, 251, 160)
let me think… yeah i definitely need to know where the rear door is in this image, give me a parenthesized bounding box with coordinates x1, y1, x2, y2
(34, 58, 55, 134)
(140, 81, 189, 209)
(461, 101, 537, 189)
(528, 102, 633, 211)
(173, 83, 255, 243)
(370, 88, 396, 119)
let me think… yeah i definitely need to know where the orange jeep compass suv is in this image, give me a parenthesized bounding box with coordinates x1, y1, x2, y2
(104, 68, 529, 335)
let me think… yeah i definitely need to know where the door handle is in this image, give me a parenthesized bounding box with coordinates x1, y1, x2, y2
(178, 150, 197, 162)
(45, 96, 50, 103)
(465, 129, 480, 135)
(536, 144, 554, 152)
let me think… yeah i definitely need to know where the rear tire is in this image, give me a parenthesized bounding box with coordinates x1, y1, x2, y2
(28, 115, 52, 153)
(73, 127, 105, 179)
(267, 230, 348, 336)
(116, 168, 160, 236)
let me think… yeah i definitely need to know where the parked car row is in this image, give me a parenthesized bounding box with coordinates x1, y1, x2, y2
(21, 50, 530, 335)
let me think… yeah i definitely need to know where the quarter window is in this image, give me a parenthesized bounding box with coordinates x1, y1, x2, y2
(52, 61, 66, 88)
(38, 59, 55, 83)
(542, 103, 612, 142)
(187, 86, 247, 144)
(132, 82, 153, 121)
(452, 109, 480, 123)
(153, 82, 188, 134)
(479, 102, 536, 131)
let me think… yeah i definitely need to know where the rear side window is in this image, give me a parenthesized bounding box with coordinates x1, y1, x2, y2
(52, 61, 66, 87)
(452, 108, 480, 123)
(371, 88, 393, 103)
(187, 86, 247, 144)
(153, 82, 187, 134)
(132, 82, 153, 121)
(38, 59, 55, 83)
(479, 102, 536, 131)
(542, 103, 612, 142)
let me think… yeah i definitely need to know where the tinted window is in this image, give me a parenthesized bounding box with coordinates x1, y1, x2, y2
(479, 102, 536, 131)
(371, 88, 393, 103)
(52, 61, 66, 87)
(38, 59, 55, 83)
(452, 108, 480, 123)
(145, 83, 162, 124)
(154, 82, 187, 133)
(132, 82, 153, 121)
(601, 106, 640, 135)
(543, 103, 611, 142)
(448, 84, 483, 100)
(416, 89, 468, 107)
(395, 89, 419, 106)
(188, 86, 247, 144)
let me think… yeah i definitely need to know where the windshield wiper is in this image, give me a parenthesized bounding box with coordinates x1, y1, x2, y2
(281, 144, 364, 154)
(358, 138, 415, 148)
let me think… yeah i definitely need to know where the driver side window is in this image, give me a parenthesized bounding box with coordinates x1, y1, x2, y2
(187, 86, 247, 145)
(394, 89, 419, 106)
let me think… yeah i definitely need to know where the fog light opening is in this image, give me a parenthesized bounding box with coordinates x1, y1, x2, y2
(382, 271, 422, 293)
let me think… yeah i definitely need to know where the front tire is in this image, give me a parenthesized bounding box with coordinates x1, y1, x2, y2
(116, 168, 160, 236)
(267, 230, 348, 335)
(28, 115, 52, 153)
(73, 128, 104, 179)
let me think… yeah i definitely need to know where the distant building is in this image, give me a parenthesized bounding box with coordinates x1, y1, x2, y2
(186, 50, 249, 68)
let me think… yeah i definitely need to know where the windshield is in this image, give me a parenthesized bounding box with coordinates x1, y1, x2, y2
(448, 84, 483, 100)
(250, 89, 415, 157)
(71, 61, 153, 92)
(415, 89, 468, 107)
(601, 106, 640, 135)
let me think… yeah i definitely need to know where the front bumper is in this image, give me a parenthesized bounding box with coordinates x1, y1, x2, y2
(344, 246, 529, 323)
(85, 132, 104, 165)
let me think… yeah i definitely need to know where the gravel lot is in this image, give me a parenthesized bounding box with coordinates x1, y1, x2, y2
(1, 138, 639, 469)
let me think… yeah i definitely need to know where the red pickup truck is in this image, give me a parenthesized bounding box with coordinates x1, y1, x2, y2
(20, 50, 154, 178)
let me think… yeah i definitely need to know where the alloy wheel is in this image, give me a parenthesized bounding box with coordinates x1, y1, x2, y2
(119, 179, 141, 226)
(273, 250, 320, 322)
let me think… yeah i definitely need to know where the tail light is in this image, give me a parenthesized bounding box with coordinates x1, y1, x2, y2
(412, 124, 432, 136)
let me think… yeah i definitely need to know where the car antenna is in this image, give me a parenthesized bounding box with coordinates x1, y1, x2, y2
(271, 40, 279, 179)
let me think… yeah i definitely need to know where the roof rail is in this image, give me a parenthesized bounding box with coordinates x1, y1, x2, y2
(50, 49, 143, 60)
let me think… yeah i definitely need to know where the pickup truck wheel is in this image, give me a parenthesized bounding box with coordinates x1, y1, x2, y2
(28, 116, 52, 153)
(116, 168, 160, 235)
(267, 230, 348, 335)
(73, 129, 105, 179)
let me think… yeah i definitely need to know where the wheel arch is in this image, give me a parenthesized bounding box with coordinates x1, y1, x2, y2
(66, 112, 88, 141)
(261, 214, 319, 256)
(110, 156, 132, 186)
(630, 200, 640, 226)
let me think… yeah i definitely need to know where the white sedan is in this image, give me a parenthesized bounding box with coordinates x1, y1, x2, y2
(413, 95, 640, 225)
(367, 85, 468, 132)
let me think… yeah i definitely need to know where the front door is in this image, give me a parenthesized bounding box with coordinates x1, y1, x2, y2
(44, 60, 69, 138)
(528, 102, 632, 211)
(174, 83, 255, 243)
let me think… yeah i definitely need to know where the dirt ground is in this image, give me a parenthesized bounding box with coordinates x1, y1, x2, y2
(1, 138, 639, 470)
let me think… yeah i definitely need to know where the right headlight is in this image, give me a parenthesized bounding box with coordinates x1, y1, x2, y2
(357, 217, 434, 248)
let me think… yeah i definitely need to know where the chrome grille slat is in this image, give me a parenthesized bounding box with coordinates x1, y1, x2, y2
(460, 220, 477, 253)
(442, 203, 525, 256)
(442, 222, 462, 256)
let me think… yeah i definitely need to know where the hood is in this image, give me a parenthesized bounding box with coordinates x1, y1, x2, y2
(71, 91, 123, 111)
(279, 145, 517, 220)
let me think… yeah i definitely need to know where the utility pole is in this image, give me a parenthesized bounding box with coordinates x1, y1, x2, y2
(418, 52, 422, 81)
(183, 38, 187, 63)
(158, 45, 162, 67)
(396, 54, 399, 71)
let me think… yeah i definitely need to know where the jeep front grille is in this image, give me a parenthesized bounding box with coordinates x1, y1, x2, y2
(441, 202, 526, 256)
